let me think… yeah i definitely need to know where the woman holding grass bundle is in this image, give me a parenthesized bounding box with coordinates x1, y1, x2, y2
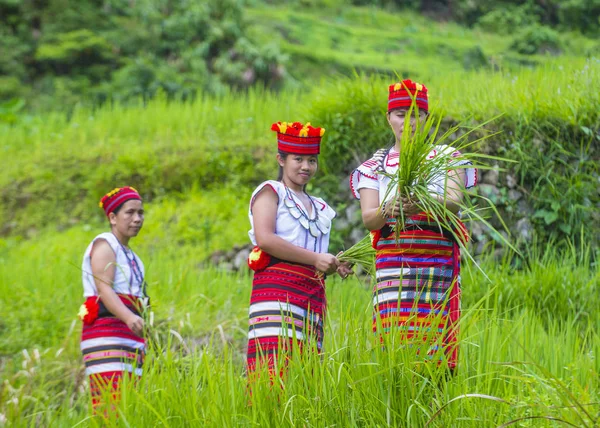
(78, 186, 148, 412)
(350, 80, 477, 370)
(246, 121, 352, 378)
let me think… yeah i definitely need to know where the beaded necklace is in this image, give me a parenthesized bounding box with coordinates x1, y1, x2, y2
(282, 184, 322, 238)
(113, 233, 147, 299)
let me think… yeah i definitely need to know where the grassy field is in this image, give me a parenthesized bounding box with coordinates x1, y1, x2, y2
(0, 227, 598, 426)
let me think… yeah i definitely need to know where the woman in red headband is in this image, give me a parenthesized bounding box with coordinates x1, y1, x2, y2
(350, 80, 478, 372)
(78, 186, 148, 412)
(246, 121, 353, 380)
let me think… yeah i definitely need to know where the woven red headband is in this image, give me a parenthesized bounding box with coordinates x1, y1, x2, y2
(99, 187, 142, 217)
(271, 121, 325, 155)
(388, 79, 428, 113)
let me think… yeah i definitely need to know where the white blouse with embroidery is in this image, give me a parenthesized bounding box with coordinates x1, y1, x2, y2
(248, 180, 337, 254)
(350, 145, 478, 203)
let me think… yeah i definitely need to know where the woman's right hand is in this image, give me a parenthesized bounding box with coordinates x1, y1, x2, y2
(382, 196, 420, 218)
(314, 253, 340, 275)
(126, 314, 145, 336)
(382, 196, 403, 218)
(401, 196, 421, 217)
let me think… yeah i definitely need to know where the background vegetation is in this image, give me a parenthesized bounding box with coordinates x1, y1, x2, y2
(1, 0, 599, 110)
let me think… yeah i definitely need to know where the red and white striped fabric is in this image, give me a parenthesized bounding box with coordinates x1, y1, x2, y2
(247, 262, 326, 377)
(80, 294, 145, 410)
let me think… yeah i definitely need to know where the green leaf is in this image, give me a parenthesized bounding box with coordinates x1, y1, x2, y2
(558, 223, 572, 234)
(544, 211, 559, 225)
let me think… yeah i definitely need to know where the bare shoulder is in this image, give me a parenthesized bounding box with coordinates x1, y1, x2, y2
(91, 238, 116, 261)
(254, 186, 279, 206)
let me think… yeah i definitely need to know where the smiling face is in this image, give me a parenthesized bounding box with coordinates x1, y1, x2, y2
(387, 108, 428, 142)
(278, 152, 318, 189)
(109, 199, 144, 238)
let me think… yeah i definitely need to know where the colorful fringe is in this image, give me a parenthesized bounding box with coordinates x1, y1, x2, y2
(373, 215, 461, 368)
(247, 262, 326, 376)
(80, 295, 145, 410)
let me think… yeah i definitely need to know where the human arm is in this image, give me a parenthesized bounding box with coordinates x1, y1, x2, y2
(90, 239, 145, 336)
(428, 168, 466, 214)
(252, 187, 340, 274)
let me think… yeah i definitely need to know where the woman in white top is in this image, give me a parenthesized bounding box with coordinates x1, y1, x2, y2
(78, 186, 147, 412)
(246, 121, 352, 378)
(350, 80, 477, 371)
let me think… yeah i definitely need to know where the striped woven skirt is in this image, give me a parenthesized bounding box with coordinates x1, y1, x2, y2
(80, 294, 145, 409)
(373, 216, 461, 369)
(247, 261, 326, 376)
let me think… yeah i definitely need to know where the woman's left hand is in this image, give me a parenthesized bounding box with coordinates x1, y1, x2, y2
(337, 262, 354, 280)
(335, 252, 354, 280)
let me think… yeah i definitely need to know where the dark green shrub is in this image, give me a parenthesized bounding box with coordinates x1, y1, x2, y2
(462, 46, 488, 70)
(35, 29, 115, 76)
(475, 4, 539, 34)
(510, 24, 562, 55)
(557, 0, 600, 35)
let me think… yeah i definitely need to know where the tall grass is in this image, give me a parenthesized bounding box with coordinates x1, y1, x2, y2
(1, 230, 598, 426)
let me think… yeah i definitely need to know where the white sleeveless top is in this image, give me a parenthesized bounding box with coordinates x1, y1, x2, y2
(350, 145, 478, 203)
(81, 232, 146, 298)
(248, 180, 337, 254)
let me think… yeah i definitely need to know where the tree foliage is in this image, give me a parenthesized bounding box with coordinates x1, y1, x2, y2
(0, 0, 286, 108)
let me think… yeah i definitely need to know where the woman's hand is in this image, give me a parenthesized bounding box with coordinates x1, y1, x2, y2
(401, 196, 421, 217)
(336, 262, 354, 280)
(126, 313, 145, 336)
(314, 253, 340, 275)
(382, 195, 420, 218)
(382, 196, 402, 218)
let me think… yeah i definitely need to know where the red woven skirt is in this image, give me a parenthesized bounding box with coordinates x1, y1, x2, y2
(247, 262, 326, 376)
(80, 295, 145, 409)
(373, 216, 462, 369)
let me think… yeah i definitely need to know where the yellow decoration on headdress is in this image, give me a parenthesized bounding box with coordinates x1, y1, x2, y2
(320, 128, 325, 136)
(394, 83, 402, 91)
(415, 83, 423, 91)
(277, 122, 288, 133)
(99, 187, 123, 208)
(299, 122, 311, 137)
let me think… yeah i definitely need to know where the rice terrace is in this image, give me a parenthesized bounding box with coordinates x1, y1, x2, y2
(0, 0, 598, 427)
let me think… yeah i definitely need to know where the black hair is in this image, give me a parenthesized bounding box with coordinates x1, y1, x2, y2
(276, 150, 289, 181)
(112, 202, 125, 215)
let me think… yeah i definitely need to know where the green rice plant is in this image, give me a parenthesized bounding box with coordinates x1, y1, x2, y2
(380, 97, 514, 252)
(338, 94, 519, 279)
(338, 232, 375, 276)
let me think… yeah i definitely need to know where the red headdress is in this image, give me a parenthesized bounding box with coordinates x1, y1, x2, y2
(99, 186, 141, 217)
(388, 79, 428, 113)
(271, 121, 325, 155)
